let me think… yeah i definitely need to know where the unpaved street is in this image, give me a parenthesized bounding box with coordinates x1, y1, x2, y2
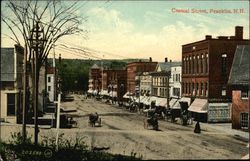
(48, 94, 248, 160)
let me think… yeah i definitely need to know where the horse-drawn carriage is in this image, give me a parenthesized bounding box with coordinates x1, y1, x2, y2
(60, 114, 78, 128)
(143, 110, 159, 130)
(88, 113, 101, 127)
(164, 101, 193, 126)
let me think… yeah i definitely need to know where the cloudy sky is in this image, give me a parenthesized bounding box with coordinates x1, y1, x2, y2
(1, 0, 249, 62)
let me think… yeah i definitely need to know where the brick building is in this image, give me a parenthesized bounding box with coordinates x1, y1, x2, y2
(182, 26, 250, 122)
(228, 45, 249, 130)
(127, 58, 157, 94)
(102, 69, 127, 101)
(88, 64, 101, 93)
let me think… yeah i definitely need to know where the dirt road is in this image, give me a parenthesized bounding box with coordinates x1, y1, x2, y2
(47, 94, 248, 160)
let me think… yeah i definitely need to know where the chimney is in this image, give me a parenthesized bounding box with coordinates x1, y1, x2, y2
(165, 57, 168, 62)
(229, 36, 235, 39)
(149, 57, 152, 62)
(205, 35, 212, 40)
(235, 26, 243, 40)
(217, 36, 228, 40)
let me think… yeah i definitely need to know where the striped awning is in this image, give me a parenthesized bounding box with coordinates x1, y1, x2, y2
(188, 98, 208, 113)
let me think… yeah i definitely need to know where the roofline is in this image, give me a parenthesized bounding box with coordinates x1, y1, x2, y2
(182, 38, 250, 47)
(127, 61, 158, 65)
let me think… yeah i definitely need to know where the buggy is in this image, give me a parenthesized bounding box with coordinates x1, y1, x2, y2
(144, 111, 158, 130)
(88, 113, 101, 127)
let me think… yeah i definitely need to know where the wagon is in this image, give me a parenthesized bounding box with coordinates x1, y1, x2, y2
(165, 101, 193, 126)
(60, 114, 77, 128)
(144, 116, 158, 130)
(143, 110, 159, 130)
(88, 113, 101, 127)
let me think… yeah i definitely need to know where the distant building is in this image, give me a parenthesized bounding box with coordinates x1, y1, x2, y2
(102, 69, 127, 101)
(151, 58, 182, 99)
(183, 26, 250, 122)
(169, 62, 182, 99)
(228, 45, 249, 130)
(136, 72, 152, 96)
(88, 64, 101, 94)
(0, 45, 24, 123)
(46, 66, 56, 102)
(127, 58, 157, 94)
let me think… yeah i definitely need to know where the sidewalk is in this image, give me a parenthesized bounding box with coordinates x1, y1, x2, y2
(199, 122, 249, 140)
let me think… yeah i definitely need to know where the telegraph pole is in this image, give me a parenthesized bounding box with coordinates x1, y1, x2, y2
(22, 45, 27, 141)
(29, 21, 45, 145)
(34, 22, 39, 145)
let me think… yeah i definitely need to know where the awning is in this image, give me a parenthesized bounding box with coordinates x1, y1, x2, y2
(109, 91, 117, 97)
(170, 97, 191, 109)
(188, 98, 208, 113)
(99, 90, 108, 96)
(123, 92, 134, 98)
(93, 90, 98, 95)
(134, 96, 147, 103)
(159, 98, 168, 107)
(168, 98, 178, 108)
(87, 89, 93, 93)
(155, 97, 167, 106)
(143, 96, 152, 105)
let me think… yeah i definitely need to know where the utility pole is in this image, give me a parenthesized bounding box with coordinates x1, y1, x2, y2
(34, 22, 39, 145)
(22, 45, 27, 141)
(167, 73, 170, 108)
(29, 21, 45, 145)
(56, 54, 62, 150)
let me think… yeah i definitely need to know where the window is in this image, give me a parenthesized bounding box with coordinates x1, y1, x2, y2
(173, 88, 180, 97)
(241, 89, 249, 99)
(48, 86, 51, 92)
(7, 93, 15, 116)
(222, 86, 226, 96)
(201, 54, 203, 74)
(197, 55, 199, 73)
(196, 83, 199, 96)
(48, 76, 51, 83)
(240, 113, 249, 129)
(221, 53, 227, 75)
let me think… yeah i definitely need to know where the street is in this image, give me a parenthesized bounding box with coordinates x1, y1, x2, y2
(53, 94, 248, 160)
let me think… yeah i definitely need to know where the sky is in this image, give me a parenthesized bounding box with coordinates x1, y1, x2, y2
(1, 0, 249, 62)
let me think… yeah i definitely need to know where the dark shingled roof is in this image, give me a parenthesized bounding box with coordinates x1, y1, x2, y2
(228, 45, 250, 86)
(157, 62, 182, 72)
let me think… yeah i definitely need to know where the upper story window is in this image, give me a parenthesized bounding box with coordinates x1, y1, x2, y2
(48, 76, 51, 83)
(241, 89, 249, 99)
(221, 86, 226, 96)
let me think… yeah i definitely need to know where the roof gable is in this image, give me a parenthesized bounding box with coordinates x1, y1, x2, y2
(228, 45, 250, 86)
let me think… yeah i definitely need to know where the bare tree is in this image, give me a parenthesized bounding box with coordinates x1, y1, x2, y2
(2, 0, 87, 71)
(2, 0, 87, 144)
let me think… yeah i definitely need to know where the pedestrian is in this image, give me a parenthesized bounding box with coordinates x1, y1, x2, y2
(194, 121, 201, 133)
